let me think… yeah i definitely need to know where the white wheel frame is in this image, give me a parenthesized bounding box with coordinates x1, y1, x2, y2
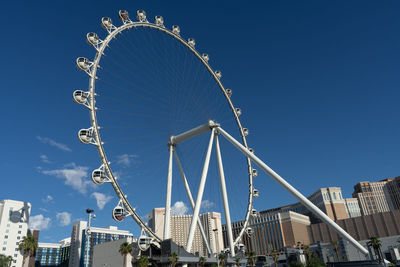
(75, 11, 256, 247)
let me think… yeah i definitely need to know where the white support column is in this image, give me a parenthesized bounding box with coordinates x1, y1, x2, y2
(163, 145, 174, 240)
(217, 127, 369, 255)
(174, 150, 213, 255)
(214, 134, 235, 257)
(186, 129, 215, 253)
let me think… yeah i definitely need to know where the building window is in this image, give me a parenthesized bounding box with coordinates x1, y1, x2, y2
(13, 254, 17, 257)
(4, 235, 8, 239)
(6, 224, 10, 227)
(333, 192, 337, 200)
(18, 231, 21, 234)
(18, 225, 22, 228)
(2, 247, 5, 251)
(17, 237, 20, 240)
(3, 242, 6, 245)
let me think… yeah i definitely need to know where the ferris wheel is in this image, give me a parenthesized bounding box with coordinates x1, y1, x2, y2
(74, 9, 368, 257)
(74, 9, 257, 256)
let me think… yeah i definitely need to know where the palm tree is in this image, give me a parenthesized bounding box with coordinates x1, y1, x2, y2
(303, 245, 312, 263)
(138, 255, 149, 267)
(270, 249, 278, 267)
(18, 234, 38, 267)
(246, 251, 256, 267)
(199, 256, 206, 267)
(0, 254, 13, 267)
(331, 241, 340, 262)
(218, 253, 227, 267)
(234, 257, 241, 267)
(169, 252, 179, 267)
(119, 242, 133, 267)
(368, 237, 383, 263)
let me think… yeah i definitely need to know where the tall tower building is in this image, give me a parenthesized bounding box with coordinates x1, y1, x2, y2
(148, 208, 223, 256)
(0, 199, 31, 267)
(353, 180, 394, 215)
(260, 187, 359, 222)
(386, 177, 400, 209)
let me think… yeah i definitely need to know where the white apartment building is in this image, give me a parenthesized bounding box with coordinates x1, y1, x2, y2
(148, 208, 224, 256)
(344, 198, 362, 218)
(69, 221, 133, 267)
(353, 180, 394, 215)
(0, 199, 31, 267)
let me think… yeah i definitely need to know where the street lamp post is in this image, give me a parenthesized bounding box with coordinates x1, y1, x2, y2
(85, 209, 95, 267)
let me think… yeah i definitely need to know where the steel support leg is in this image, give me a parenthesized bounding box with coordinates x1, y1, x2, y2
(186, 129, 215, 252)
(174, 150, 213, 255)
(214, 134, 235, 256)
(217, 127, 369, 255)
(163, 145, 174, 240)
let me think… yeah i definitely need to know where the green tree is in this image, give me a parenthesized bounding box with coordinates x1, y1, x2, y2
(331, 241, 340, 262)
(199, 256, 206, 267)
(137, 255, 149, 267)
(368, 237, 383, 263)
(289, 261, 304, 267)
(303, 245, 312, 263)
(234, 257, 242, 267)
(18, 234, 38, 267)
(218, 253, 227, 267)
(270, 249, 279, 267)
(0, 254, 13, 267)
(246, 251, 256, 267)
(169, 252, 179, 267)
(306, 257, 325, 267)
(119, 242, 133, 267)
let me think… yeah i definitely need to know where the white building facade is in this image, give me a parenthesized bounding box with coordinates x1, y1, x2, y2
(0, 199, 31, 267)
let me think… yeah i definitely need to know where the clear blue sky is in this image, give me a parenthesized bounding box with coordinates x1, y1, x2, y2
(1, 1, 400, 243)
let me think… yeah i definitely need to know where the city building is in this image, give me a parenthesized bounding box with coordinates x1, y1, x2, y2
(35, 237, 70, 266)
(387, 176, 400, 210)
(0, 199, 31, 267)
(68, 221, 133, 267)
(260, 187, 360, 222)
(353, 179, 394, 215)
(309, 209, 400, 243)
(223, 211, 311, 255)
(92, 237, 133, 267)
(148, 208, 224, 256)
(344, 198, 362, 218)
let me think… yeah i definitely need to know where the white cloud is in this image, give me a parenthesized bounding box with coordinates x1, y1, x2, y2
(201, 200, 215, 211)
(115, 154, 138, 167)
(56, 212, 72, 226)
(29, 215, 51, 230)
(39, 208, 49, 213)
(37, 136, 72, 152)
(42, 195, 53, 203)
(91, 192, 113, 210)
(40, 163, 91, 194)
(40, 154, 51, 163)
(171, 201, 189, 215)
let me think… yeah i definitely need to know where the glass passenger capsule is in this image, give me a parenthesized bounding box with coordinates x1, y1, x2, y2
(119, 10, 130, 23)
(215, 70, 222, 79)
(253, 189, 259, 198)
(155, 16, 164, 26)
(226, 89, 232, 97)
(136, 10, 147, 22)
(251, 209, 258, 217)
(112, 206, 126, 222)
(86, 32, 100, 46)
(73, 90, 89, 105)
(91, 169, 108, 184)
(76, 57, 91, 71)
(252, 169, 258, 177)
(138, 236, 151, 251)
(187, 38, 195, 47)
(243, 128, 249, 136)
(101, 17, 113, 29)
(246, 227, 254, 236)
(235, 108, 242, 116)
(172, 25, 180, 35)
(78, 128, 93, 144)
(202, 53, 209, 62)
